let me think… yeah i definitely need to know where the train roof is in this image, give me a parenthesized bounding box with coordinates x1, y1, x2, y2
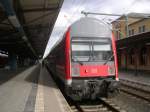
(70, 17, 111, 38)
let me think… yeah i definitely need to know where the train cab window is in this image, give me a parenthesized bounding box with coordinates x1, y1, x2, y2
(93, 44, 111, 51)
(93, 43, 112, 61)
(71, 37, 113, 62)
(72, 43, 91, 61)
(72, 44, 90, 51)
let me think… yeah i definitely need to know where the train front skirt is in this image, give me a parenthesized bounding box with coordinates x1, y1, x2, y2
(65, 78, 120, 100)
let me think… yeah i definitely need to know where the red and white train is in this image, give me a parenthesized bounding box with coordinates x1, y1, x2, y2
(46, 17, 119, 100)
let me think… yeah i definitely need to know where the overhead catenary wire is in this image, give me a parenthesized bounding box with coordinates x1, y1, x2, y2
(44, 0, 81, 53)
(64, 0, 87, 26)
(47, 0, 88, 55)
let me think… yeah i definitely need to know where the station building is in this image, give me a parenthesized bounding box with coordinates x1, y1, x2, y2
(112, 16, 150, 73)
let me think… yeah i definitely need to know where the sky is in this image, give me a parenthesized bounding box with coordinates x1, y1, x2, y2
(43, 0, 150, 58)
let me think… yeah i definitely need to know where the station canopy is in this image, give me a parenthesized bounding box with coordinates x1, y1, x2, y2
(0, 0, 63, 58)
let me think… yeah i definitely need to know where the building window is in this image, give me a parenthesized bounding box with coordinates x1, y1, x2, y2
(139, 26, 142, 33)
(131, 29, 134, 35)
(129, 30, 131, 36)
(129, 29, 134, 36)
(116, 30, 121, 39)
(129, 49, 135, 65)
(142, 25, 145, 32)
(139, 25, 146, 33)
(121, 53, 126, 67)
(140, 47, 147, 65)
(116, 31, 119, 40)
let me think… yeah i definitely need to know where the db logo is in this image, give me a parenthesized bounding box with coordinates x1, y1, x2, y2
(85, 69, 88, 73)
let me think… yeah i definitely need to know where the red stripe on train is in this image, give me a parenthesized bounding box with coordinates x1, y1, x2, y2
(79, 65, 109, 77)
(111, 32, 118, 80)
(65, 28, 71, 80)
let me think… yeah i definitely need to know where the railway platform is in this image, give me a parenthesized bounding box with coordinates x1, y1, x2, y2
(119, 70, 150, 86)
(0, 64, 72, 112)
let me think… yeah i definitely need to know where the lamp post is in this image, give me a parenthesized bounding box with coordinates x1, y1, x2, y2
(125, 15, 129, 37)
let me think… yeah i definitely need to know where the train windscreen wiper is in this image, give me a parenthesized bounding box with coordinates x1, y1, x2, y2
(103, 55, 114, 65)
(72, 57, 83, 65)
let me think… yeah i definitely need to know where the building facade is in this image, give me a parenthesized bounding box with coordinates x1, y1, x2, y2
(112, 16, 150, 72)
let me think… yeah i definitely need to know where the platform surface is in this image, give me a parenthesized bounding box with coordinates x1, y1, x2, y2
(119, 70, 150, 86)
(0, 64, 72, 112)
(35, 65, 72, 112)
(0, 65, 40, 112)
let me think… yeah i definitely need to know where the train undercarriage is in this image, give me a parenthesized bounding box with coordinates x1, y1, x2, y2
(66, 77, 120, 100)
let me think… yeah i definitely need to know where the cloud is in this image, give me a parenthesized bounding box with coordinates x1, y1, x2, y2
(43, 0, 150, 58)
(127, 0, 150, 13)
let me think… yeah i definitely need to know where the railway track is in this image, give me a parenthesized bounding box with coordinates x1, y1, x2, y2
(46, 67, 129, 112)
(70, 98, 126, 112)
(120, 79, 150, 103)
(70, 79, 150, 112)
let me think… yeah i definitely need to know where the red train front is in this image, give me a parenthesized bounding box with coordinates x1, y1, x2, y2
(47, 17, 119, 100)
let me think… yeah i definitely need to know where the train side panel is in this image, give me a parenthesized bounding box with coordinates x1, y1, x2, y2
(48, 34, 66, 82)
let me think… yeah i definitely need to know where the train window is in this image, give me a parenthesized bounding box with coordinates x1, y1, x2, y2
(72, 43, 91, 61)
(71, 37, 113, 62)
(93, 44, 111, 51)
(93, 43, 112, 61)
(72, 44, 90, 51)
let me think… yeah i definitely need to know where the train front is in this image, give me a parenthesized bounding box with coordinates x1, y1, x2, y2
(67, 17, 119, 100)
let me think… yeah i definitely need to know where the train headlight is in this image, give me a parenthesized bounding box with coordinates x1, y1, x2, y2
(72, 67, 80, 76)
(108, 66, 115, 76)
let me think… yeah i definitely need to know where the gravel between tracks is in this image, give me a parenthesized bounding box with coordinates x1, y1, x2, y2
(110, 92, 150, 112)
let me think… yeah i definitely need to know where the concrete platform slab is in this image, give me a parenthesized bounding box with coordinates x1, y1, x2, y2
(0, 65, 40, 112)
(119, 71, 150, 86)
(35, 66, 72, 112)
(0, 64, 72, 112)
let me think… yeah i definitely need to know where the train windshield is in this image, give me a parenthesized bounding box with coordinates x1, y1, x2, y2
(71, 37, 113, 62)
